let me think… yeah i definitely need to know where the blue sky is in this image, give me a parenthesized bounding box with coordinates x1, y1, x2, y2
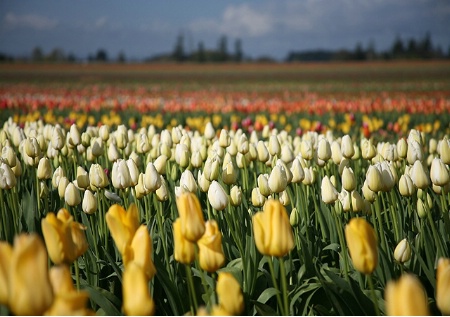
(0, 0, 449, 61)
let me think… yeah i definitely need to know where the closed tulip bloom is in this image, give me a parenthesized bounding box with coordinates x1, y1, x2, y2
(394, 239, 411, 263)
(302, 166, 315, 186)
(208, 180, 229, 211)
(366, 165, 383, 193)
(91, 137, 104, 157)
(144, 162, 161, 192)
(176, 192, 205, 242)
(89, 164, 109, 189)
(82, 190, 97, 214)
(57, 176, 69, 199)
(204, 122, 215, 140)
(25, 136, 41, 158)
(251, 187, 266, 207)
(280, 143, 295, 164)
(345, 218, 378, 274)
(180, 169, 198, 193)
(407, 140, 424, 164)
(216, 272, 244, 315)
(153, 155, 168, 175)
(342, 166, 356, 191)
(175, 143, 191, 168)
(300, 140, 314, 160)
(51, 126, 65, 150)
(106, 204, 140, 254)
(122, 261, 155, 316)
(436, 258, 450, 315)
(65, 182, 81, 206)
(112, 159, 132, 189)
(222, 160, 238, 185)
(172, 218, 195, 264)
(316, 137, 331, 161)
(267, 135, 280, 157)
(430, 157, 450, 187)
(362, 179, 377, 202)
(385, 274, 430, 316)
(191, 150, 204, 168)
(331, 141, 343, 165)
(257, 140, 270, 163)
(410, 160, 430, 189)
(322, 175, 339, 204)
(230, 185, 242, 206)
(397, 138, 408, 159)
(399, 174, 416, 197)
(8, 234, 53, 316)
(123, 225, 156, 280)
(253, 199, 294, 257)
(76, 166, 90, 189)
(99, 125, 110, 141)
(279, 190, 290, 206)
(198, 170, 211, 193)
(439, 137, 450, 164)
(341, 135, 355, 159)
(0, 163, 16, 190)
(197, 220, 225, 272)
(238, 134, 249, 154)
(1, 145, 17, 167)
(204, 156, 221, 181)
(219, 129, 231, 147)
(67, 124, 81, 148)
(37, 157, 52, 180)
(268, 165, 288, 193)
(361, 138, 377, 160)
(155, 176, 169, 202)
(257, 174, 271, 197)
(107, 142, 120, 162)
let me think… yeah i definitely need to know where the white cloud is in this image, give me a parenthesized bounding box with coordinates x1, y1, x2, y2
(4, 12, 58, 30)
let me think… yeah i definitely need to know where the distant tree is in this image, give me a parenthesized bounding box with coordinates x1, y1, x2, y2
(67, 53, 76, 62)
(392, 35, 405, 58)
(218, 35, 228, 62)
(234, 38, 243, 62)
(418, 32, 432, 59)
(96, 49, 108, 62)
(353, 42, 366, 60)
(117, 51, 126, 63)
(407, 38, 418, 58)
(366, 40, 376, 60)
(31, 46, 44, 62)
(47, 48, 65, 62)
(173, 33, 185, 62)
(197, 41, 206, 63)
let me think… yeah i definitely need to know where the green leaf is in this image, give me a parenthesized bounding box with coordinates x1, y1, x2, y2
(82, 284, 122, 316)
(22, 187, 37, 233)
(252, 300, 278, 316)
(102, 246, 123, 283)
(323, 243, 341, 253)
(257, 287, 279, 304)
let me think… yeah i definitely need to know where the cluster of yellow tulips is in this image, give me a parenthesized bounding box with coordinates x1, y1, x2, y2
(1, 115, 450, 315)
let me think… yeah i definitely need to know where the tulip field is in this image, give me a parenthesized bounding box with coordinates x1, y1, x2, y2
(1, 61, 450, 315)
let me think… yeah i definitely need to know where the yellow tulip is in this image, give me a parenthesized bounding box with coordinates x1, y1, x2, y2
(106, 204, 140, 254)
(45, 265, 94, 316)
(345, 218, 378, 275)
(9, 233, 54, 315)
(436, 258, 450, 315)
(216, 272, 244, 315)
(122, 261, 155, 316)
(0, 242, 12, 306)
(123, 225, 157, 280)
(197, 220, 225, 272)
(252, 199, 294, 257)
(176, 192, 205, 243)
(385, 273, 429, 315)
(173, 218, 195, 264)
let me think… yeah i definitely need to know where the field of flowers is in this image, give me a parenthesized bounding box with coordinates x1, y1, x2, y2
(0, 61, 450, 316)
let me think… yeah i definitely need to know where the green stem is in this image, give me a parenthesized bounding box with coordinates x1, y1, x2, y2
(156, 201, 173, 280)
(279, 257, 290, 316)
(0, 189, 10, 241)
(74, 259, 80, 290)
(426, 207, 447, 258)
(367, 273, 380, 316)
(185, 264, 198, 315)
(332, 206, 350, 281)
(267, 256, 285, 315)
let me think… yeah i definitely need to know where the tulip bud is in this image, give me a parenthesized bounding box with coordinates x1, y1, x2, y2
(268, 165, 288, 194)
(89, 164, 109, 189)
(222, 160, 238, 185)
(410, 160, 430, 189)
(64, 182, 81, 206)
(99, 125, 110, 141)
(430, 157, 450, 187)
(366, 165, 383, 193)
(396, 138, 408, 159)
(175, 143, 190, 168)
(436, 257, 450, 315)
(204, 156, 220, 181)
(361, 138, 377, 160)
(112, 159, 132, 189)
(1, 145, 17, 167)
(268, 135, 281, 156)
(76, 166, 89, 189)
(82, 190, 97, 214)
(321, 175, 339, 204)
(394, 238, 411, 263)
(107, 142, 120, 162)
(67, 124, 80, 148)
(81, 131, 91, 147)
(345, 218, 378, 274)
(204, 122, 215, 140)
(172, 218, 195, 264)
(407, 140, 424, 164)
(198, 170, 211, 193)
(253, 199, 294, 257)
(122, 262, 155, 316)
(398, 174, 416, 197)
(230, 185, 242, 206)
(219, 129, 231, 148)
(385, 274, 430, 315)
(257, 174, 271, 197)
(300, 140, 314, 160)
(280, 143, 295, 164)
(341, 135, 355, 159)
(208, 181, 229, 211)
(123, 225, 156, 280)
(216, 272, 244, 315)
(105, 204, 140, 254)
(342, 166, 356, 192)
(362, 179, 377, 202)
(57, 176, 69, 198)
(91, 137, 104, 157)
(257, 140, 270, 163)
(439, 137, 450, 164)
(279, 190, 290, 206)
(251, 187, 266, 207)
(317, 138, 332, 161)
(197, 220, 225, 272)
(0, 162, 17, 190)
(331, 141, 342, 165)
(302, 166, 315, 186)
(176, 193, 205, 242)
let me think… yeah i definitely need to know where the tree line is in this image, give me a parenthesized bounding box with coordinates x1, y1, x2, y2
(0, 32, 448, 63)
